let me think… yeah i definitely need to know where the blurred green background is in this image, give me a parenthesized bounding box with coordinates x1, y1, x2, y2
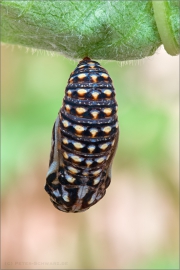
(1, 44, 179, 269)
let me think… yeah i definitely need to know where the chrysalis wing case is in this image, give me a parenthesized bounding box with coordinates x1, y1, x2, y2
(45, 57, 119, 213)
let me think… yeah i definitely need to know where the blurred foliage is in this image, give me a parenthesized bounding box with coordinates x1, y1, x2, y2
(1, 45, 179, 269)
(135, 251, 179, 269)
(2, 45, 178, 200)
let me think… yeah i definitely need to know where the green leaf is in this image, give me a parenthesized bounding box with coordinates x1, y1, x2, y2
(1, 1, 179, 60)
(1, 0, 162, 61)
(152, 1, 180, 55)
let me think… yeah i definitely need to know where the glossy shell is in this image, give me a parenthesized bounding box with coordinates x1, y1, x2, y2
(45, 57, 119, 213)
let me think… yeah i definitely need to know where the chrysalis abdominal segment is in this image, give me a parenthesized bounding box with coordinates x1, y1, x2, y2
(45, 57, 119, 213)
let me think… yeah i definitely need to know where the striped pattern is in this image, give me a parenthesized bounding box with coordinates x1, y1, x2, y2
(45, 57, 119, 213)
